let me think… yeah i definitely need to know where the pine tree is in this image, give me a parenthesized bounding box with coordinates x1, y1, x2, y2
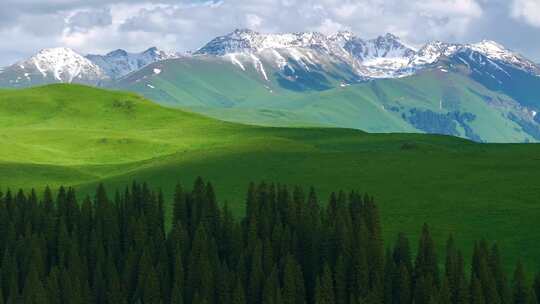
(445, 235, 459, 301)
(533, 273, 540, 304)
(262, 266, 280, 304)
(45, 267, 60, 304)
(513, 261, 529, 304)
(0, 179, 535, 304)
(135, 249, 161, 304)
(334, 255, 347, 304)
(283, 255, 306, 304)
(383, 249, 396, 304)
(414, 274, 435, 304)
(490, 244, 510, 304)
(471, 276, 485, 304)
(365, 197, 384, 293)
(105, 256, 126, 304)
(393, 233, 413, 274)
(529, 289, 538, 304)
(395, 263, 411, 304)
(315, 264, 335, 304)
(249, 242, 264, 304)
(454, 251, 469, 304)
(415, 224, 439, 287)
(171, 282, 184, 304)
(232, 277, 246, 304)
(439, 276, 452, 304)
(172, 183, 185, 226)
(351, 218, 369, 298)
(1, 249, 18, 303)
(22, 264, 47, 304)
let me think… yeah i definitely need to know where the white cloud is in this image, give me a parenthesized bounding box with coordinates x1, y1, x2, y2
(67, 9, 113, 33)
(246, 14, 263, 30)
(2, 0, 540, 65)
(417, 0, 482, 17)
(511, 0, 540, 27)
(313, 19, 349, 35)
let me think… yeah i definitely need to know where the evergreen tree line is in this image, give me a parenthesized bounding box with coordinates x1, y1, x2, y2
(0, 178, 538, 304)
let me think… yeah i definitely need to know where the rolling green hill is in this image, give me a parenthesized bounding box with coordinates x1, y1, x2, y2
(114, 58, 538, 143)
(2, 84, 540, 271)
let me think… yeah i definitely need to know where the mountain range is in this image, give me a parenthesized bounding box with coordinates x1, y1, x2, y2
(2, 29, 540, 142)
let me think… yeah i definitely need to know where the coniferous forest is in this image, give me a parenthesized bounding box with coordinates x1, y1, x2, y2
(0, 178, 538, 304)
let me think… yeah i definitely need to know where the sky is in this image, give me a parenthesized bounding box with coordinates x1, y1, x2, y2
(0, 0, 540, 65)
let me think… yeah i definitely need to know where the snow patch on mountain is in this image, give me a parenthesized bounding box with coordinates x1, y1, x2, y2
(410, 41, 459, 66)
(250, 54, 268, 81)
(25, 47, 104, 83)
(197, 29, 423, 79)
(86, 47, 180, 79)
(2, 29, 539, 90)
(195, 29, 540, 81)
(225, 53, 246, 71)
(465, 40, 538, 73)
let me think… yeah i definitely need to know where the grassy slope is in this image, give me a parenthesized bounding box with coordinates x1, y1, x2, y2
(115, 59, 531, 142)
(1, 84, 540, 271)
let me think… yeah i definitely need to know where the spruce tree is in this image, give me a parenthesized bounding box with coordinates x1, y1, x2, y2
(334, 255, 347, 304)
(283, 254, 306, 304)
(395, 263, 411, 304)
(232, 277, 246, 304)
(415, 224, 439, 287)
(534, 273, 540, 304)
(439, 276, 452, 304)
(383, 249, 396, 304)
(249, 242, 264, 304)
(263, 266, 280, 304)
(315, 264, 335, 304)
(513, 261, 529, 304)
(393, 233, 413, 274)
(490, 244, 510, 304)
(22, 265, 47, 304)
(471, 276, 485, 304)
(529, 289, 538, 304)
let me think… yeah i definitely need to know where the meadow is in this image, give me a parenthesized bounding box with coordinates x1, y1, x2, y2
(1, 84, 539, 272)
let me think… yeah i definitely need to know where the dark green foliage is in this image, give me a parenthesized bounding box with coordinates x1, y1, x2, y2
(406, 109, 459, 137)
(0, 179, 535, 304)
(415, 224, 439, 287)
(471, 277, 485, 304)
(315, 264, 335, 304)
(514, 262, 529, 304)
(534, 273, 540, 304)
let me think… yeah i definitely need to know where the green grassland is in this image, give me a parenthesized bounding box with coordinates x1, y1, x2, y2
(1, 84, 540, 272)
(114, 58, 534, 143)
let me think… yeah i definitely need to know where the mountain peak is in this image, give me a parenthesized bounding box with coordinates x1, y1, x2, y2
(85, 46, 179, 79)
(18, 47, 104, 83)
(106, 49, 129, 57)
(34, 47, 81, 58)
(383, 33, 400, 40)
(143, 46, 159, 54)
(232, 28, 258, 35)
(469, 40, 510, 57)
(329, 31, 357, 46)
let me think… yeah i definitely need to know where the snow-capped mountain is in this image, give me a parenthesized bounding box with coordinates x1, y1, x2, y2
(1, 29, 539, 91)
(466, 40, 539, 73)
(195, 29, 419, 78)
(86, 47, 180, 79)
(2, 29, 540, 142)
(194, 29, 540, 81)
(409, 41, 459, 66)
(0, 47, 105, 87)
(196, 29, 337, 55)
(342, 33, 417, 77)
(0, 46, 182, 87)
